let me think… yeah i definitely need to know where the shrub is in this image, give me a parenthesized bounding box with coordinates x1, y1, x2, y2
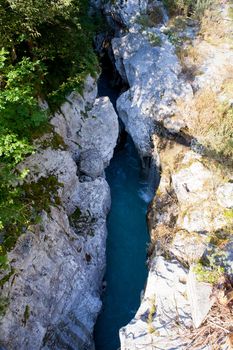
(163, 0, 214, 18)
(0, 0, 100, 274)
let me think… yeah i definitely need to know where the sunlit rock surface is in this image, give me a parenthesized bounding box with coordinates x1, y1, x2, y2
(0, 76, 118, 350)
(108, 0, 233, 348)
(113, 29, 192, 156)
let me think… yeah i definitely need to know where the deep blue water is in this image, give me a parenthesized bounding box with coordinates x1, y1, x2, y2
(94, 137, 150, 350)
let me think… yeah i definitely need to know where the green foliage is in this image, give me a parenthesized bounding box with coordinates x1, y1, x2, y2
(0, 0, 99, 275)
(224, 209, 233, 222)
(69, 207, 81, 225)
(0, 175, 62, 254)
(194, 263, 224, 284)
(0, 252, 8, 270)
(0, 130, 34, 165)
(0, 297, 9, 317)
(0, 52, 48, 134)
(194, 250, 227, 284)
(0, 267, 15, 287)
(147, 299, 158, 335)
(23, 305, 30, 326)
(147, 33, 162, 46)
(0, 0, 100, 111)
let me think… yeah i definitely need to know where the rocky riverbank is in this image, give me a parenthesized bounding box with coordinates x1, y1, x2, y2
(105, 0, 233, 349)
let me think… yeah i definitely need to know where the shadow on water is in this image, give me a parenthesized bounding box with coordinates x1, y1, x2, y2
(94, 53, 152, 350)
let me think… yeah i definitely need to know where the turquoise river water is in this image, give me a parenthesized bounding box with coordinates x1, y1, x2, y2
(94, 135, 150, 350)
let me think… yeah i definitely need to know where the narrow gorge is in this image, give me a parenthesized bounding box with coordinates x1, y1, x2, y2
(95, 52, 154, 350)
(0, 0, 233, 350)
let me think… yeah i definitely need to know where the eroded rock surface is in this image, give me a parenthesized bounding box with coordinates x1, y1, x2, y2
(112, 24, 192, 157)
(0, 76, 119, 350)
(107, 0, 233, 349)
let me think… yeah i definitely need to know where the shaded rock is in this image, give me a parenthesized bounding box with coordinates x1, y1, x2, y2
(105, 0, 148, 27)
(72, 178, 111, 219)
(79, 149, 104, 178)
(0, 76, 117, 350)
(77, 96, 119, 166)
(0, 204, 108, 350)
(225, 240, 233, 277)
(18, 149, 79, 214)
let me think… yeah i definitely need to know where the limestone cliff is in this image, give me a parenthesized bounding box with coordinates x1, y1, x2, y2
(0, 77, 119, 350)
(105, 0, 233, 349)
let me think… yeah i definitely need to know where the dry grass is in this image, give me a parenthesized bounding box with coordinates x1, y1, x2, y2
(177, 44, 204, 80)
(221, 66, 233, 99)
(200, 7, 232, 45)
(185, 88, 233, 161)
(183, 276, 233, 350)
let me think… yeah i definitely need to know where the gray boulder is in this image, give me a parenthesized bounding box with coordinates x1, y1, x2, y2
(79, 149, 104, 178)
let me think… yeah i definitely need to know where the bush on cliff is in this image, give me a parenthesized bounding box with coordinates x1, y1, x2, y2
(0, 0, 99, 268)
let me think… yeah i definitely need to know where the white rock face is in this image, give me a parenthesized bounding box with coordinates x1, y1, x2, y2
(169, 231, 207, 264)
(107, 1, 233, 348)
(172, 161, 213, 204)
(0, 76, 119, 350)
(51, 79, 119, 167)
(171, 152, 228, 234)
(120, 256, 192, 350)
(216, 183, 233, 209)
(113, 29, 192, 156)
(187, 268, 215, 328)
(77, 96, 119, 167)
(105, 0, 148, 26)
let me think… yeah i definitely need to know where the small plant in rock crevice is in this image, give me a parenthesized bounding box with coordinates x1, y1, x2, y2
(0, 175, 62, 270)
(147, 33, 162, 46)
(0, 297, 9, 318)
(22, 305, 30, 326)
(147, 298, 158, 334)
(194, 249, 228, 284)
